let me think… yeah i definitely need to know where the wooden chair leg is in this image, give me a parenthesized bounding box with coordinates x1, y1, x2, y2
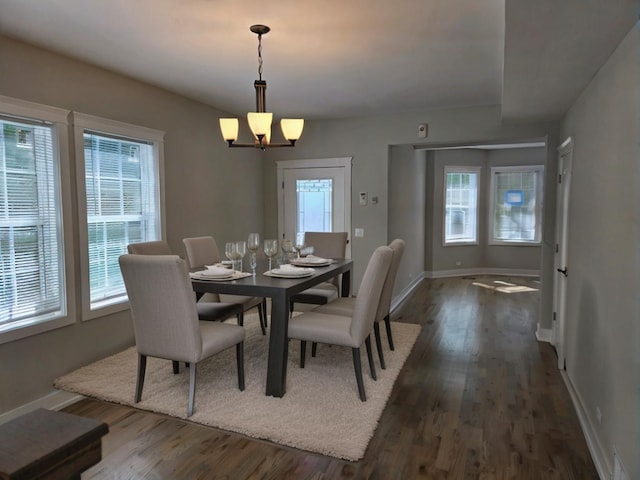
(258, 307, 266, 335)
(237, 311, 244, 327)
(172, 360, 180, 374)
(236, 342, 245, 391)
(261, 299, 268, 327)
(373, 322, 386, 370)
(352, 348, 366, 401)
(300, 340, 307, 368)
(188, 363, 197, 417)
(384, 314, 395, 350)
(311, 342, 318, 357)
(365, 335, 377, 381)
(135, 354, 147, 403)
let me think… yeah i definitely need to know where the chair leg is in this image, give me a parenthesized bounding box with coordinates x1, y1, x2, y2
(365, 335, 377, 381)
(352, 348, 366, 401)
(237, 311, 244, 327)
(384, 314, 395, 350)
(373, 322, 386, 370)
(188, 362, 197, 417)
(172, 360, 180, 374)
(135, 354, 147, 403)
(261, 299, 268, 328)
(289, 300, 294, 318)
(236, 342, 245, 391)
(300, 340, 307, 368)
(311, 342, 318, 357)
(258, 305, 266, 336)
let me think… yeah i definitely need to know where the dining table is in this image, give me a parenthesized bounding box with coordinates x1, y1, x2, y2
(191, 258, 353, 397)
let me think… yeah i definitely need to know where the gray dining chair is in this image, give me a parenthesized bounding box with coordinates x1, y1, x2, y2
(127, 241, 244, 326)
(288, 245, 393, 401)
(119, 254, 245, 417)
(182, 236, 267, 335)
(289, 231, 348, 314)
(313, 239, 406, 369)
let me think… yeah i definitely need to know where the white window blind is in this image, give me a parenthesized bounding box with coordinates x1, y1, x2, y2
(0, 115, 65, 329)
(489, 166, 544, 244)
(444, 167, 479, 244)
(82, 129, 161, 308)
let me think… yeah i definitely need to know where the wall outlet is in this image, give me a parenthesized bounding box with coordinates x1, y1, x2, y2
(418, 124, 428, 138)
(595, 406, 602, 424)
(355, 228, 364, 238)
(359, 192, 368, 206)
(455, 260, 462, 266)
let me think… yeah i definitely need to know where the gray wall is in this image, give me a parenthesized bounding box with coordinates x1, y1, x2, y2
(0, 35, 264, 412)
(560, 25, 639, 480)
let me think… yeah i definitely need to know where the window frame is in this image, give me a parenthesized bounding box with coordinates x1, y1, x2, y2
(73, 113, 165, 321)
(0, 95, 75, 345)
(488, 165, 544, 246)
(442, 166, 481, 246)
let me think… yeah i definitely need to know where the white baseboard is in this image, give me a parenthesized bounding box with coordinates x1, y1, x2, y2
(390, 272, 427, 314)
(561, 371, 610, 480)
(535, 326, 553, 343)
(425, 267, 540, 279)
(0, 390, 84, 426)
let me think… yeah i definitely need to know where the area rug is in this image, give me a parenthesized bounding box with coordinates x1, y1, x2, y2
(54, 315, 421, 461)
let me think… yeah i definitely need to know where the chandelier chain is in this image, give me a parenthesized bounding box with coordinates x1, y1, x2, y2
(257, 34, 263, 81)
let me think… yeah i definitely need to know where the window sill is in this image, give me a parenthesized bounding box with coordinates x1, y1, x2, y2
(0, 315, 74, 345)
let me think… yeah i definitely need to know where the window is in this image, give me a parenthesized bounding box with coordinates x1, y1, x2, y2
(489, 166, 544, 244)
(74, 113, 164, 319)
(443, 167, 480, 244)
(0, 96, 73, 342)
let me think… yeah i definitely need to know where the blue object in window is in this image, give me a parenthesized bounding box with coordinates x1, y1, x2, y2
(505, 190, 524, 206)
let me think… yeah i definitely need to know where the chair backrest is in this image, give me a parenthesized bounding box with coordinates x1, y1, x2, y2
(349, 246, 393, 344)
(303, 232, 348, 259)
(182, 236, 221, 268)
(119, 254, 202, 363)
(127, 240, 172, 255)
(375, 238, 406, 321)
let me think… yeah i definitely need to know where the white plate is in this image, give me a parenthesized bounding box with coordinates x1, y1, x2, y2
(190, 271, 235, 280)
(290, 258, 332, 267)
(264, 267, 315, 278)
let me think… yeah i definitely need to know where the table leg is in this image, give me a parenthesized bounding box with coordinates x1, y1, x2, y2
(341, 268, 351, 297)
(266, 290, 289, 397)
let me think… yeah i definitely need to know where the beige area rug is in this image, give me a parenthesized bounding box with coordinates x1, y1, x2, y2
(54, 315, 421, 461)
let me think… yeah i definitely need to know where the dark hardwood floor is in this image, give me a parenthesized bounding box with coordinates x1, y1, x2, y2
(64, 275, 598, 479)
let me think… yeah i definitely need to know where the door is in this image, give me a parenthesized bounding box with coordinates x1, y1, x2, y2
(277, 157, 352, 258)
(552, 137, 573, 370)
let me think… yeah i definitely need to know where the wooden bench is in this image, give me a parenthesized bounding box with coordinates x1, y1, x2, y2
(0, 408, 108, 480)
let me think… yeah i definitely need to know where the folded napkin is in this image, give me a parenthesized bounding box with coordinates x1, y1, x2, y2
(296, 255, 329, 264)
(277, 264, 306, 272)
(201, 265, 233, 276)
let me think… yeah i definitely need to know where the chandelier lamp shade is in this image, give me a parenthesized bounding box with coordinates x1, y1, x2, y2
(219, 25, 304, 150)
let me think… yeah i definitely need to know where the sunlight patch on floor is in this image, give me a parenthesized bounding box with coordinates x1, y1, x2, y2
(472, 280, 539, 294)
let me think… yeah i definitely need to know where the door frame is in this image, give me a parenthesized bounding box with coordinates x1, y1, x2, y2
(552, 136, 573, 370)
(276, 157, 352, 258)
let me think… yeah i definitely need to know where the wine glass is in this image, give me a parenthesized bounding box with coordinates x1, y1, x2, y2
(281, 239, 294, 264)
(294, 232, 306, 258)
(247, 233, 260, 276)
(224, 242, 236, 270)
(264, 239, 278, 272)
(235, 240, 247, 272)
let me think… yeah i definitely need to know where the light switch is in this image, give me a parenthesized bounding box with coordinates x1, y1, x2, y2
(359, 192, 368, 206)
(355, 228, 364, 238)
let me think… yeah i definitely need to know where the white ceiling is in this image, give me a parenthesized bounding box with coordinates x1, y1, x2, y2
(0, 0, 637, 122)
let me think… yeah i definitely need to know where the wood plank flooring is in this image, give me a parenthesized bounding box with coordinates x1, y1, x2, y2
(64, 275, 598, 479)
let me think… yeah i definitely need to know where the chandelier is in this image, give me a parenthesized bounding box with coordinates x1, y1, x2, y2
(219, 25, 304, 150)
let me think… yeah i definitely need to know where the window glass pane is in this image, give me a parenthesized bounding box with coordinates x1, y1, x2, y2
(444, 170, 478, 243)
(491, 169, 541, 243)
(0, 117, 64, 328)
(83, 131, 159, 307)
(295, 178, 333, 240)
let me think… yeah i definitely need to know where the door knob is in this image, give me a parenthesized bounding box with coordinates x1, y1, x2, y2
(557, 267, 568, 277)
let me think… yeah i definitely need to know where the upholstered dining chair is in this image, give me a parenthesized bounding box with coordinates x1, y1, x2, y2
(288, 245, 393, 401)
(127, 241, 244, 326)
(313, 239, 406, 370)
(182, 236, 267, 335)
(119, 254, 245, 417)
(289, 231, 348, 314)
